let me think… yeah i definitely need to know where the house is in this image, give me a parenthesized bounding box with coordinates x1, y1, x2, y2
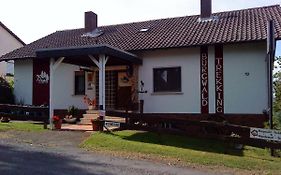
(1, 0, 281, 127)
(0, 21, 25, 77)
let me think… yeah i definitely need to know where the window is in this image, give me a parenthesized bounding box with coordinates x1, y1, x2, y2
(153, 67, 181, 92)
(74, 71, 85, 95)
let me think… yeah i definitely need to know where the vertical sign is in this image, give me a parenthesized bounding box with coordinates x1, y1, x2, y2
(33, 59, 50, 106)
(200, 46, 209, 114)
(215, 45, 224, 114)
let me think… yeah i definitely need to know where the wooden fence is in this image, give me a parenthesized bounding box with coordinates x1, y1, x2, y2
(106, 111, 281, 150)
(0, 104, 49, 122)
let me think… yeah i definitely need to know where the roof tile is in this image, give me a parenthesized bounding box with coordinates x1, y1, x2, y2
(1, 5, 281, 60)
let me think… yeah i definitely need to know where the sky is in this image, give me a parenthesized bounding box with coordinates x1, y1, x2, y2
(0, 0, 281, 56)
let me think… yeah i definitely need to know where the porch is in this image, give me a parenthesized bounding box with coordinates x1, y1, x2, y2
(35, 44, 142, 129)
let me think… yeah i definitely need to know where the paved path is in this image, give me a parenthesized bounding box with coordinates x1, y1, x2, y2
(0, 130, 219, 175)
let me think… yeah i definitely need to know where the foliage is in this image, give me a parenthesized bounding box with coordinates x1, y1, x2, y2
(6, 77, 14, 89)
(67, 105, 79, 116)
(81, 130, 281, 174)
(273, 56, 281, 129)
(52, 116, 61, 124)
(0, 77, 14, 104)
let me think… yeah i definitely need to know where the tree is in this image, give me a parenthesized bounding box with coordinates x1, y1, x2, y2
(273, 56, 281, 129)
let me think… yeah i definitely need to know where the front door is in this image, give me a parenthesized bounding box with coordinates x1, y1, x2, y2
(116, 72, 132, 110)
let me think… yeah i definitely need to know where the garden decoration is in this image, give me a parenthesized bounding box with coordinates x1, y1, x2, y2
(83, 95, 96, 110)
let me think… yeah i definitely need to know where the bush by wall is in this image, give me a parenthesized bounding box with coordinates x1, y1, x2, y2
(0, 77, 14, 104)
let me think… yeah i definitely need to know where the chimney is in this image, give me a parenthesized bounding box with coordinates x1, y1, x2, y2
(85, 11, 97, 33)
(200, 0, 212, 19)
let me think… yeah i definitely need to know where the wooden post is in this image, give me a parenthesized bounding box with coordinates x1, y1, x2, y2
(140, 100, 144, 114)
(49, 58, 54, 129)
(89, 54, 108, 120)
(49, 57, 64, 130)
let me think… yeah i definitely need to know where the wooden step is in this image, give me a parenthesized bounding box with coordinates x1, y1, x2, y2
(86, 110, 99, 114)
(80, 113, 99, 125)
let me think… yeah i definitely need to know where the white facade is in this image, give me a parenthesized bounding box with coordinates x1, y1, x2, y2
(13, 42, 269, 114)
(0, 24, 24, 76)
(52, 63, 95, 109)
(14, 59, 33, 104)
(139, 42, 268, 114)
(223, 42, 268, 114)
(139, 47, 201, 113)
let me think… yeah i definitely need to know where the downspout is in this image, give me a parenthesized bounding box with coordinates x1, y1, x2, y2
(267, 20, 276, 130)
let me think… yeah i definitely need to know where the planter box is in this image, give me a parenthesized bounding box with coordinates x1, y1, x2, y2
(92, 120, 105, 131)
(54, 120, 62, 130)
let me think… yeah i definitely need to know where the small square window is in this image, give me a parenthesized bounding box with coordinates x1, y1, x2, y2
(74, 71, 85, 95)
(153, 67, 181, 92)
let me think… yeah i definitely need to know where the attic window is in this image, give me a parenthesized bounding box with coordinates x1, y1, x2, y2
(82, 28, 104, 38)
(139, 28, 149, 32)
(198, 15, 219, 22)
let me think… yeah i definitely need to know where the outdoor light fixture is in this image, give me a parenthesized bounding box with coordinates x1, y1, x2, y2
(126, 65, 134, 77)
(138, 80, 147, 94)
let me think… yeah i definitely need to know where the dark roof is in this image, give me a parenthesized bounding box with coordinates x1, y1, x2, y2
(0, 21, 25, 46)
(1, 5, 281, 61)
(36, 44, 142, 65)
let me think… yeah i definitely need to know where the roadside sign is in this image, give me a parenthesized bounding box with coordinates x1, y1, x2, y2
(250, 127, 281, 142)
(99, 110, 106, 117)
(105, 121, 120, 128)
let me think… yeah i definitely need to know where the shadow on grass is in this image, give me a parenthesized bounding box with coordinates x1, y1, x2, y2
(107, 131, 244, 156)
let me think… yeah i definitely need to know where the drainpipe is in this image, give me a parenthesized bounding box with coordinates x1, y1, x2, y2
(267, 20, 275, 130)
(267, 20, 276, 156)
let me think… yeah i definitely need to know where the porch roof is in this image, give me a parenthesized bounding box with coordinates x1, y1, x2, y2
(35, 44, 142, 66)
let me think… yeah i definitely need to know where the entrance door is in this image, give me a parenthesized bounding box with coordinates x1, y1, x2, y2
(116, 72, 132, 110)
(33, 59, 50, 106)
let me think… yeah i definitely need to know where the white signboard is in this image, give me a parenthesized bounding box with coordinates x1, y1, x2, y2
(99, 110, 106, 117)
(250, 127, 281, 142)
(36, 71, 49, 84)
(105, 121, 120, 128)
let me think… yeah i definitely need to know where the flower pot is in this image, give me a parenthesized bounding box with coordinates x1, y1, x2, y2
(88, 105, 94, 110)
(64, 116, 77, 124)
(1, 117, 10, 123)
(54, 120, 62, 130)
(91, 120, 104, 131)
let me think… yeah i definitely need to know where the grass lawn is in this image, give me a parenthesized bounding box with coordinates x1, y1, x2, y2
(0, 121, 44, 132)
(81, 130, 281, 174)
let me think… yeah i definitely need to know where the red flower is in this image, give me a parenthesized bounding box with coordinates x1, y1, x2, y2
(52, 116, 60, 123)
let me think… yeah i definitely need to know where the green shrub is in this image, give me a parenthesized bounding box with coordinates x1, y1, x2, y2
(67, 105, 79, 116)
(273, 111, 281, 130)
(0, 77, 14, 104)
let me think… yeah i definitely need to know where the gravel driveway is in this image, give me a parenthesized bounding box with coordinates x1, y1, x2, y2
(0, 130, 219, 175)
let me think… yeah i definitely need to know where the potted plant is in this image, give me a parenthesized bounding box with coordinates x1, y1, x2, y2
(0, 116, 10, 123)
(53, 115, 62, 129)
(83, 95, 96, 110)
(64, 105, 79, 124)
(91, 118, 105, 131)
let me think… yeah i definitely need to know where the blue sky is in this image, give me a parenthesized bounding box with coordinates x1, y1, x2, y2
(0, 0, 281, 56)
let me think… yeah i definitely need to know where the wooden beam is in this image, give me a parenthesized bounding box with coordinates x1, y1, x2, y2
(49, 57, 64, 130)
(88, 55, 100, 68)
